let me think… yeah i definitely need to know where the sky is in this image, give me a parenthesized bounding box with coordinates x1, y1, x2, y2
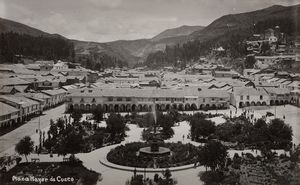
(0, 0, 299, 42)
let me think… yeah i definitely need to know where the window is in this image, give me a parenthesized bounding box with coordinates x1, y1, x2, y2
(166, 98, 170, 101)
(108, 97, 113, 101)
(117, 97, 122, 101)
(92, 98, 96, 102)
(260, 95, 263, 100)
(126, 97, 131, 101)
(247, 96, 249, 100)
(80, 98, 84, 103)
(240, 96, 243, 100)
(203, 98, 205, 103)
(212, 98, 215, 101)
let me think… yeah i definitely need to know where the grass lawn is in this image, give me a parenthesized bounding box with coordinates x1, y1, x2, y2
(0, 161, 100, 185)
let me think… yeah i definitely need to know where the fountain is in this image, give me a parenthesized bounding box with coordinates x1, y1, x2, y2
(138, 103, 171, 157)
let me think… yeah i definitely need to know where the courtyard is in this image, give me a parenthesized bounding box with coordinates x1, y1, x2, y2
(1, 104, 299, 185)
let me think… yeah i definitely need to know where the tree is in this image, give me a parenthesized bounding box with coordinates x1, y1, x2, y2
(15, 136, 34, 162)
(48, 119, 58, 139)
(268, 118, 292, 147)
(71, 109, 82, 123)
(157, 113, 174, 139)
(56, 126, 85, 155)
(190, 116, 216, 141)
(168, 109, 180, 123)
(92, 105, 103, 122)
(106, 113, 126, 139)
(56, 118, 65, 133)
(250, 118, 270, 146)
(198, 141, 228, 171)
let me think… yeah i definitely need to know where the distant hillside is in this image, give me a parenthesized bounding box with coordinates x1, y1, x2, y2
(72, 25, 204, 66)
(0, 17, 204, 67)
(145, 4, 300, 68)
(190, 5, 300, 41)
(152, 25, 204, 41)
(0, 17, 64, 39)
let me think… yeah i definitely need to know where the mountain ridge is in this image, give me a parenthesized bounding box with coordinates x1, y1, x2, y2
(0, 4, 299, 67)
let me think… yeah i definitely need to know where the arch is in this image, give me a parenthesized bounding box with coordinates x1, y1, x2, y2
(86, 104, 91, 111)
(120, 104, 125, 112)
(280, 100, 284, 105)
(206, 104, 210, 108)
(191, 103, 197, 110)
(256, 102, 261, 106)
(74, 104, 79, 110)
(114, 104, 119, 112)
(126, 104, 131, 112)
(262, 101, 267, 106)
(160, 104, 166, 111)
(284, 100, 289, 104)
(211, 104, 216, 109)
(270, 100, 274, 105)
(166, 104, 171, 111)
(172, 104, 177, 110)
(143, 104, 149, 112)
(80, 104, 85, 111)
(155, 104, 160, 111)
(69, 104, 74, 112)
(103, 104, 108, 112)
(239, 102, 244, 108)
(250, 101, 256, 106)
(275, 100, 279, 105)
(245, 101, 250, 107)
(109, 104, 114, 112)
(132, 104, 137, 112)
(138, 104, 143, 112)
(91, 104, 97, 110)
(199, 104, 204, 110)
(184, 104, 190, 110)
(178, 104, 184, 111)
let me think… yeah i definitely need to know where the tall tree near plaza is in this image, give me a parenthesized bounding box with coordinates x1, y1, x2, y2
(190, 115, 216, 141)
(158, 114, 175, 139)
(56, 118, 65, 133)
(48, 119, 58, 139)
(106, 113, 126, 139)
(56, 128, 85, 155)
(250, 119, 270, 145)
(71, 109, 83, 123)
(198, 141, 228, 171)
(92, 105, 103, 122)
(268, 118, 292, 145)
(15, 136, 34, 162)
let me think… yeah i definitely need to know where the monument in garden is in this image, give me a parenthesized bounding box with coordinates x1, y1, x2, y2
(138, 103, 171, 157)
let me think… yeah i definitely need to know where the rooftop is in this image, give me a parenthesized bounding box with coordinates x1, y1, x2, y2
(0, 102, 19, 116)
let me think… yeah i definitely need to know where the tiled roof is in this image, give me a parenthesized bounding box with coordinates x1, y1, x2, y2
(233, 87, 268, 96)
(264, 87, 290, 95)
(42, 89, 66, 96)
(0, 102, 19, 116)
(22, 93, 51, 99)
(0, 95, 40, 107)
(0, 78, 31, 88)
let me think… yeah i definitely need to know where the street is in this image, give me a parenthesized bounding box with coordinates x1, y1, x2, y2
(0, 104, 66, 156)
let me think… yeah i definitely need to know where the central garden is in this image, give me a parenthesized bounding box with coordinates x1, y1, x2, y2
(107, 142, 199, 168)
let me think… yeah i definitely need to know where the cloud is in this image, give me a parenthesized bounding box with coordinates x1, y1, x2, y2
(1, 0, 298, 42)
